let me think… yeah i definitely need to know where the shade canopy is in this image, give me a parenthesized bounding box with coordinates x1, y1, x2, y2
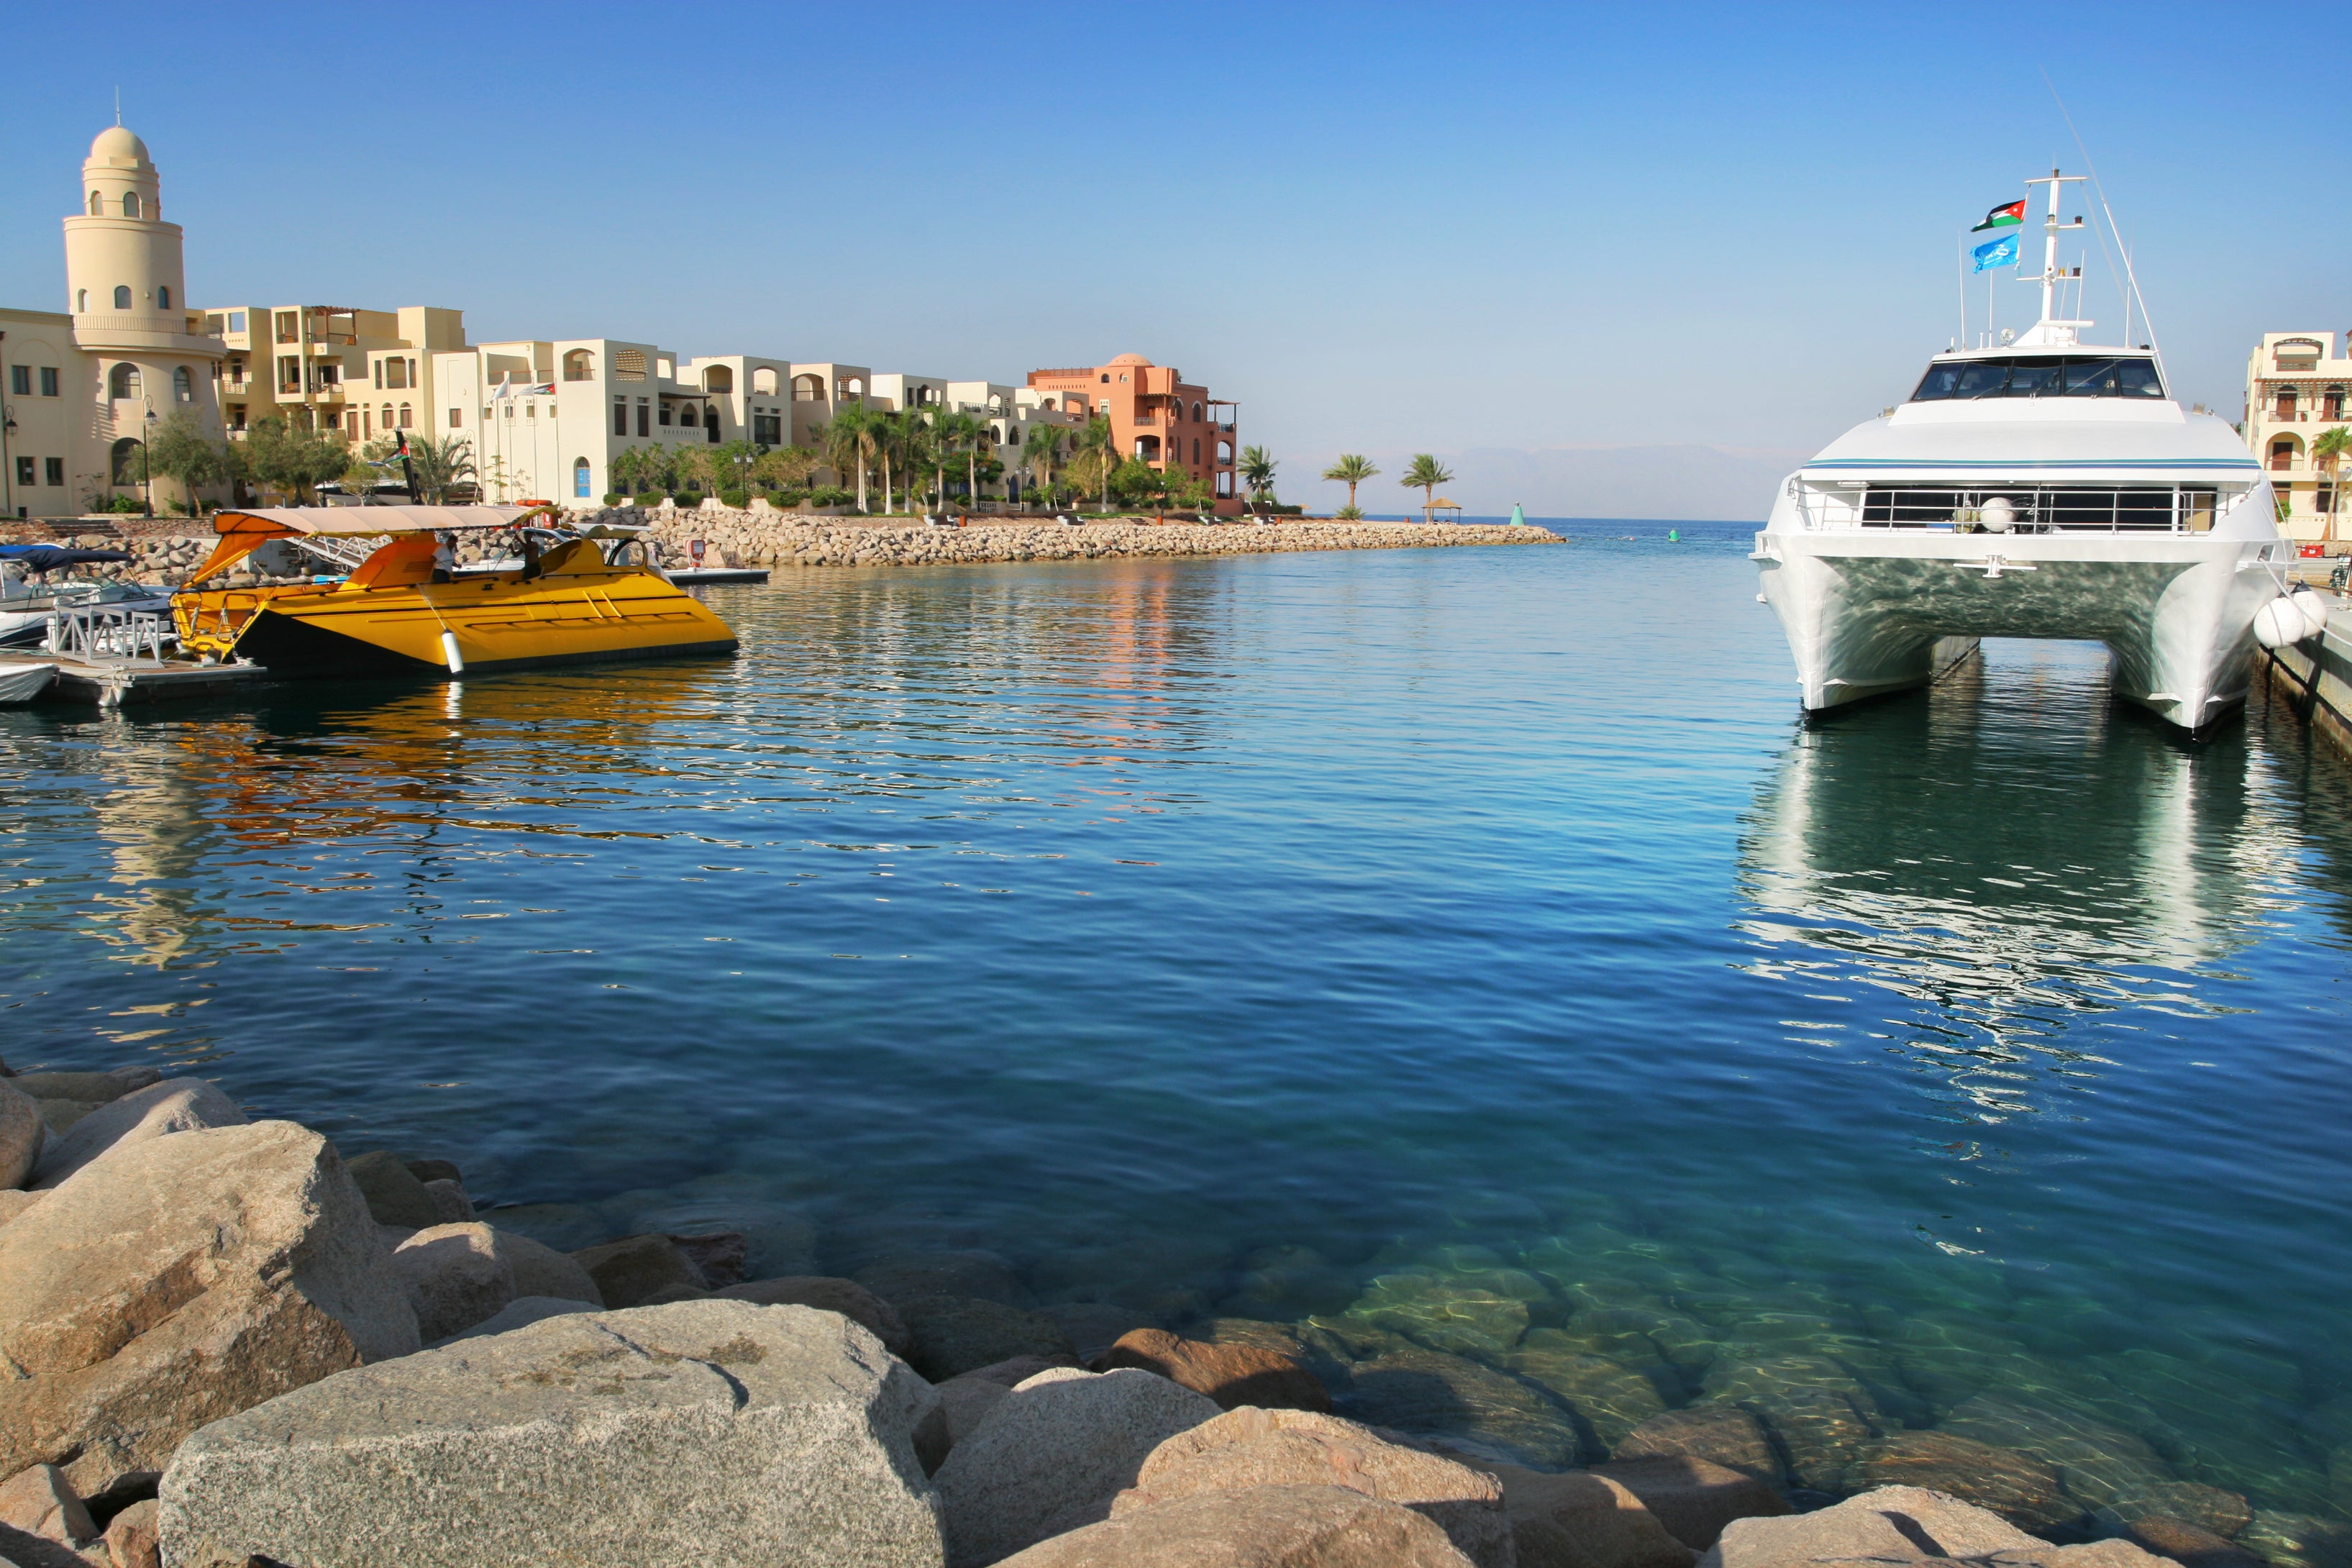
(188, 504, 554, 583)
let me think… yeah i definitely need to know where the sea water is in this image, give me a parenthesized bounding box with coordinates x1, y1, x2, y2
(2, 528, 2347, 1541)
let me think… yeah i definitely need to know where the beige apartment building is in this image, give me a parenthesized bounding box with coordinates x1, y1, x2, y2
(196, 303, 466, 444)
(2243, 331, 2351, 542)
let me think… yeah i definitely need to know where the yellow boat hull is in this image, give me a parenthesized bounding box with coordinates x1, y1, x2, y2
(174, 561, 737, 678)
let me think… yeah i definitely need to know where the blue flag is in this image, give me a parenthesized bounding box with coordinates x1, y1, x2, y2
(1972, 233, 2020, 273)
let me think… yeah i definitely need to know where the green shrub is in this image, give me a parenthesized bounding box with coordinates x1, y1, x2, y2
(102, 493, 146, 514)
(674, 490, 706, 509)
(1334, 505, 1364, 520)
(808, 486, 854, 507)
(637, 491, 667, 506)
(603, 492, 625, 506)
(719, 488, 750, 510)
(775, 489, 809, 508)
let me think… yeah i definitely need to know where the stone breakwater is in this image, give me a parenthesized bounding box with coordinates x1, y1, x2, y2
(621, 506, 1559, 570)
(0, 1059, 2326, 1568)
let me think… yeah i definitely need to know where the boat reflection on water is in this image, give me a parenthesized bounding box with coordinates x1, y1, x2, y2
(1735, 643, 2307, 1117)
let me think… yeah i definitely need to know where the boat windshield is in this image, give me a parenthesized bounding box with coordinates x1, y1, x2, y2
(1910, 355, 2164, 401)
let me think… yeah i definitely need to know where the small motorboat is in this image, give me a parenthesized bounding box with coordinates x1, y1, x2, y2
(173, 504, 738, 678)
(0, 660, 58, 703)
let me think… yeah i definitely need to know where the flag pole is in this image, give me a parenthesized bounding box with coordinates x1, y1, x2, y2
(1958, 229, 1968, 347)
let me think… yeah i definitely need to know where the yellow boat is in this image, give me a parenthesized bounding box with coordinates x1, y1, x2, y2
(173, 505, 737, 678)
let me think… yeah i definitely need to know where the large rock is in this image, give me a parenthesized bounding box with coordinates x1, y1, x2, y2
(1613, 1408, 1784, 1483)
(1049, 1302, 1162, 1364)
(1, 1078, 44, 1188)
(0, 1188, 45, 1227)
(995, 1485, 1477, 1567)
(421, 1177, 475, 1224)
(342, 1149, 442, 1229)
(9, 1071, 136, 1103)
(0, 1121, 419, 1497)
(391, 1223, 516, 1341)
(1482, 1463, 1697, 1568)
(102, 1498, 162, 1568)
(31, 1078, 247, 1189)
(1118, 1406, 1510, 1568)
(899, 1293, 1077, 1383)
(477, 1200, 612, 1252)
(439, 1295, 601, 1343)
(1104, 1328, 1331, 1412)
(0, 1462, 94, 1547)
(934, 1367, 1220, 1565)
(2118, 1514, 2264, 1568)
(573, 1232, 708, 1307)
(1593, 1457, 1790, 1551)
(493, 1228, 603, 1305)
(160, 1301, 944, 1568)
(1702, 1485, 2046, 1568)
(711, 1276, 906, 1352)
(1851, 1431, 2079, 1533)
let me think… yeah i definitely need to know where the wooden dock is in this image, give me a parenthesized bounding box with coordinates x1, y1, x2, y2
(42, 655, 273, 708)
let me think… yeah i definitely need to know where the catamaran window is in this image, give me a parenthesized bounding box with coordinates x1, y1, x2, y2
(1910, 355, 2166, 401)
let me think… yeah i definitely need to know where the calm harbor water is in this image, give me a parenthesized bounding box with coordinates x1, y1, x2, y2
(4, 527, 2349, 1540)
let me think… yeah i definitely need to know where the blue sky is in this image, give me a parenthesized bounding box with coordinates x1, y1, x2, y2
(1, 2, 2338, 508)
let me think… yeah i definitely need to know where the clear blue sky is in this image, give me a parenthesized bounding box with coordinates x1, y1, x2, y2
(1, 2, 2338, 483)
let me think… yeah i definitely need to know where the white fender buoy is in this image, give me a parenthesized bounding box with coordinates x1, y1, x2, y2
(2252, 597, 2307, 649)
(440, 630, 465, 674)
(1982, 496, 2017, 533)
(2288, 589, 2331, 641)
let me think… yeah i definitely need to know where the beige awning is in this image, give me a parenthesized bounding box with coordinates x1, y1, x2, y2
(191, 504, 551, 582)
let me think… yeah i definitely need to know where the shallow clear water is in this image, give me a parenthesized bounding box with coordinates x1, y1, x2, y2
(5, 529, 2349, 1541)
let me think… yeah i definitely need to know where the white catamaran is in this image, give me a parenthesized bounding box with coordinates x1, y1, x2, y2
(1755, 170, 2326, 734)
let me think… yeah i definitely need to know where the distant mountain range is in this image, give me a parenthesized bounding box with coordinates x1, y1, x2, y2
(1292, 444, 1812, 522)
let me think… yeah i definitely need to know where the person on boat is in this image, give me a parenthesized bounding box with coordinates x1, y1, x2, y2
(430, 534, 456, 583)
(519, 532, 544, 580)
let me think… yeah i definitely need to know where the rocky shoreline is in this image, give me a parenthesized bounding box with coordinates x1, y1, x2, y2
(0, 1061, 2335, 1567)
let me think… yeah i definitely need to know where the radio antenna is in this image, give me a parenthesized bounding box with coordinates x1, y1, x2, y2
(2041, 68, 2163, 377)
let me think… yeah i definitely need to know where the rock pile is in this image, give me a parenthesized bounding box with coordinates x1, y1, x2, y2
(0, 1057, 2320, 1566)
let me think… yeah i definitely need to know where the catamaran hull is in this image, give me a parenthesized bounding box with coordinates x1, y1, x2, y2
(1756, 532, 2294, 730)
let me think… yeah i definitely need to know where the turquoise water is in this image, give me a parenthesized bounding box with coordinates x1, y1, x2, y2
(4, 529, 2349, 1546)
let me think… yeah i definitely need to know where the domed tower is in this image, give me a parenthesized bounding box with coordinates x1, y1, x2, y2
(63, 124, 223, 496)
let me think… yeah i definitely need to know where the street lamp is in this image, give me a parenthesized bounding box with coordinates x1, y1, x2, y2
(142, 396, 158, 517)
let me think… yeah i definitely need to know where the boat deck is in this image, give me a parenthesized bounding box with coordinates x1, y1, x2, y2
(41, 655, 273, 708)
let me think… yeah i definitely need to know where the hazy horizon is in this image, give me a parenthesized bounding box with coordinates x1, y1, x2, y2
(1, 1, 2335, 522)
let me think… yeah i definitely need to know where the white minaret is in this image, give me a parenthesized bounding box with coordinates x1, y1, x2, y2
(63, 124, 224, 498)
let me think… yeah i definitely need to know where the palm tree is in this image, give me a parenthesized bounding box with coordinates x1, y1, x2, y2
(821, 405, 880, 512)
(405, 434, 477, 504)
(1024, 423, 1064, 506)
(1321, 454, 1377, 516)
(2314, 426, 2352, 544)
(1239, 445, 1278, 504)
(1070, 414, 1116, 509)
(1402, 454, 1454, 518)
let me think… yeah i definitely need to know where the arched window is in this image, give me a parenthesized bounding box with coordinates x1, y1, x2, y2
(793, 373, 824, 401)
(703, 406, 719, 440)
(110, 437, 143, 485)
(574, 457, 592, 498)
(752, 367, 778, 396)
(121, 191, 140, 218)
(703, 365, 733, 393)
(383, 404, 396, 429)
(158, 285, 170, 309)
(563, 348, 595, 381)
(88, 191, 101, 215)
(113, 286, 132, 310)
(108, 363, 140, 398)
(76, 289, 87, 312)
(1193, 402, 1203, 421)
(398, 404, 414, 428)
(173, 366, 192, 402)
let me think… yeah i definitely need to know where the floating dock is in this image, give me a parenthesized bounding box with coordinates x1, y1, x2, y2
(667, 566, 770, 585)
(2265, 565, 2352, 760)
(42, 655, 273, 708)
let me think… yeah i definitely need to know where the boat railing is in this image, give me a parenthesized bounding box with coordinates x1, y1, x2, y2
(1795, 483, 2224, 534)
(45, 602, 174, 663)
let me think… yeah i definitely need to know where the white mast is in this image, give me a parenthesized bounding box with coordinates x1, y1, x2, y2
(2014, 168, 2091, 347)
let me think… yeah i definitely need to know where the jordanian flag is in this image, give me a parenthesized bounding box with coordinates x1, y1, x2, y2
(1972, 199, 2025, 232)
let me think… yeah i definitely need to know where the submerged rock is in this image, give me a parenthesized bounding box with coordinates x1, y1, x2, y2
(897, 1293, 1077, 1383)
(858, 1249, 1036, 1308)
(1118, 1406, 1510, 1568)
(160, 1300, 944, 1568)
(1104, 1328, 1331, 1412)
(1700, 1357, 1884, 1491)
(934, 1366, 1220, 1567)
(995, 1484, 1477, 1567)
(1850, 1431, 2079, 1533)
(1610, 1407, 1784, 1484)
(2117, 1513, 2264, 1568)
(1508, 1331, 1671, 1458)
(0, 1121, 419, 1497)
(1941, 1395, 2179, 1516)
(1344, 1268, 1546, 1359)
(1048, 1300, 1160, 1363)
(30, 1077, 245, 1189)
(1333, 1339, 1580, 1469)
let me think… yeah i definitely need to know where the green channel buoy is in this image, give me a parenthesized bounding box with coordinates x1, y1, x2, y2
(1668, 529, 1680, 542)
(1508, 503, 1527, 527)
